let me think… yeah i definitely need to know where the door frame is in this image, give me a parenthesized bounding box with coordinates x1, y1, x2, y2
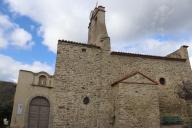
(24, 95, 53, 128)
(28, 96, 50, 128)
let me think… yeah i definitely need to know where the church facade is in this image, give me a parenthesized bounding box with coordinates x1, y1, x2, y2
(11, 6, 192, 128)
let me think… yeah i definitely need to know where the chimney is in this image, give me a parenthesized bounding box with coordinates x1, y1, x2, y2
(88, 6, 110, 50)
(166, 45, 189, 59)
(179, 45, 189, 59)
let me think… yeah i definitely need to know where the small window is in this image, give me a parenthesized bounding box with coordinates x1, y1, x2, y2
(159, 78, 166, 85)
(39, 75, 47, 85)
(83, 96, 90, 105)
(82, 48, 86, 52)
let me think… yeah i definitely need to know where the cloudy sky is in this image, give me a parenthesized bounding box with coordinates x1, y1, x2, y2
(0, 0, 192, 82)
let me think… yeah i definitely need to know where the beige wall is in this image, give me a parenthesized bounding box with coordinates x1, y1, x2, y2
(10, 70, 54, 128)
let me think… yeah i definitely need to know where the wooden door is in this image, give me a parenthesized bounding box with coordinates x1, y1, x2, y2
(28, 97, 50, 128)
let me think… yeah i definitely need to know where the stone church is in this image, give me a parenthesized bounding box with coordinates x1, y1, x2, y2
(11, 6, 192, 128)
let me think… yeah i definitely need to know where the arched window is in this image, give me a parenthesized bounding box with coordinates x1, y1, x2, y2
(39, 75, 47, 85)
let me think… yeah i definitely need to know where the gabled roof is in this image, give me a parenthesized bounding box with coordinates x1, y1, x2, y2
(111, 72, 158, 86)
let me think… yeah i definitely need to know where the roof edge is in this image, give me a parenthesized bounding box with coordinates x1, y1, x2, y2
(20, 70, 53, 76)
(111, 51, 187, 61)
(58, 39, 101, 49)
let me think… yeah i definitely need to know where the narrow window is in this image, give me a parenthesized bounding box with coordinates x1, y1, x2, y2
(83, 96, 90, 105)
(39, 75, 47, 85)
(82, 48, 86, 52)
(159, 78, 166, 85)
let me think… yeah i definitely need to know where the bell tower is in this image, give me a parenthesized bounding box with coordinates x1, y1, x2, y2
(88, 6, 111, 50)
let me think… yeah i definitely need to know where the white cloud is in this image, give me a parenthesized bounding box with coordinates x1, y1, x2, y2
(190, 57, 192, 67)
(104, 0, 192, 42)
(0, 13, 33, 49)
(0, 31, 7, 48)
(112, 38, 192, 67)
(4, 0, 192, 65)
(0, 54, 54, 82)
(0, 14, 12, 28)
(4, 0, 192, 52)
(10, 28, 33, 48)
(113, 39, 180, 56)
(5, 0, 96, 52)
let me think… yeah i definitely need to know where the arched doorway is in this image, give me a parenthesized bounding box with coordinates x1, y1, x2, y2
(28, 97, 50, 128)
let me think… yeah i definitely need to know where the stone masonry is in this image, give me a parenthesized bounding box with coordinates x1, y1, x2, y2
(11, 5, 192, 128)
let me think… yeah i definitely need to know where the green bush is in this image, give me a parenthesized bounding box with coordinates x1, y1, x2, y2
(161, 116, 183, 125)
(0, 81, 16, 127)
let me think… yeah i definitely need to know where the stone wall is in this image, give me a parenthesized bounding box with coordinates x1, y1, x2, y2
(112, 77, 160, 128)
(53, 41, 102, 128)
(11, 41, 192, 128)
(53, 40, 192, 128)
(99, 51, 191, 127)
(10, 5, 192, 128)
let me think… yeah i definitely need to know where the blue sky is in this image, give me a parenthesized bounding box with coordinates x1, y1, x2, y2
(0, 0, 192, 82)
(0, 1, 56, 64)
